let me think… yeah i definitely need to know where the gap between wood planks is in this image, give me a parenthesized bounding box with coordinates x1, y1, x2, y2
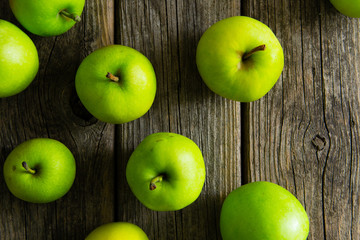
(240, 102, 250, 185)
(240, 0, 250, 186)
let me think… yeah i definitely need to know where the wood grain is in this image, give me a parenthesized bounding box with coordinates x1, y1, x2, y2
(115, 1, 241, 239)
(0, 1, 115, 239)
(243, 0, 360, 239)
(1, 0, 360, 239)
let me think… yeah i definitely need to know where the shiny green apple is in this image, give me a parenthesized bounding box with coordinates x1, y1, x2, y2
(220, 181, 309, 240)
(0, 19, 38, 98)
(75, 45, 156, 124)
(85, 222, 148, 240)
(126, 132, 206, 211)
(3, 138, 76, 203)
(329, 0, 360, 17)
(9, 0, 85, 36)
(196, 16, 284, 102)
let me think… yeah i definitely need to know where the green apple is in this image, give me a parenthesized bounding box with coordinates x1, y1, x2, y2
(3, 138, 76, 203)
(75, 45, 157, 124)
(126, 132, 206, 211)
(0, 19, 39, 98)
(9, 0, 85, 36)
(329, 0, 360, 17)
(196, 16, 284, 102)
(220, 181, 309, 240)
(85, 222, 148, 240)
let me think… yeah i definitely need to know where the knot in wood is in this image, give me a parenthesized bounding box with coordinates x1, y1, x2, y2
(312, 134, 326, 151)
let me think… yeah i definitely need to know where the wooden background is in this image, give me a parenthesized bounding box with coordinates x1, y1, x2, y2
(0, 0, 359, 239)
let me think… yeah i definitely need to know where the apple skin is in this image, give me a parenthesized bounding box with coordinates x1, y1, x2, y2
(126, 132, 206, 211)
(3, 138, 76, 203)
(329, 0, 360, 17)
(196, 16, 284, 102)
(9, 0, 85, 36)
(220, 181, 309, 240)
(75, 45, 156, 124)
(0, 20, 39, 98)
(85, 222, 149, 240)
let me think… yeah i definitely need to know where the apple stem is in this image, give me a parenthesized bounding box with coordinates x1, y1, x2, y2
(60, 10, 81, 23)
(242, 44, 266, 61)
(150, 175, 163, 190)
(106, 72, 120, 82)
(22, 161, 36, 174)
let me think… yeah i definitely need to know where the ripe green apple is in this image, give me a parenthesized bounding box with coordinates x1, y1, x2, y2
(3, 138, 76, 203)
(329, 0, 360, 17)
(126, 132, 206, 211)
(85, 222, 149, 240)
(196, 16, 284, 102)
(75, 45, 157, 124)
(9, 0, 85, 36)
(220, 181, 309, 240)
(0, 19, 39, 98)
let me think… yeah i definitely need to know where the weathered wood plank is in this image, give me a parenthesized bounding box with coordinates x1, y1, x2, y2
(0, 1, 115, 239)
(0, 6, 28, 240)
(115, 1, 241, 239)
(319, 1, 360, 239)
(243, 0, 360, 239)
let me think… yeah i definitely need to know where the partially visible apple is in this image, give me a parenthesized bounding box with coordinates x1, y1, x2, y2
(3, 138, 76, 203)
(0, 19, 39, 98)
(196, 16, 284, 102)
(220, 181, 309, 240)
(329, 0, 360, 17)
(85, 222, 148, 240)
(126, 132, 206, 211)
(9, 0, 85, 36)
(75, 45, 157, 124)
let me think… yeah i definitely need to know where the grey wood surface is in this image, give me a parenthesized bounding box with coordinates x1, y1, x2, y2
(0, 0, 359, 239)
(0, 0, 115, 239)
(243, 0, 360, 240)
(115, 1, 241, 240)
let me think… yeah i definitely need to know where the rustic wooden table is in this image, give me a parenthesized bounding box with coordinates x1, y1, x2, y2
(1, 0, 359, 239)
